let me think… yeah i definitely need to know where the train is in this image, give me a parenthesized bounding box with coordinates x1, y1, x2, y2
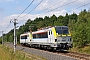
(20, 26, 72, 51)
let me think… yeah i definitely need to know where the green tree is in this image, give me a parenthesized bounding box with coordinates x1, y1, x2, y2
(63, 13, 69, 26)
(68, 13, 78, 32)
(50, 14, 57, 26)
(54, 15, 64, 26)
(72, 9, 89, 47)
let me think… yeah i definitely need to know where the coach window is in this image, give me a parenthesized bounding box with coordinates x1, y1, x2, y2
(21, 35, 27, 39)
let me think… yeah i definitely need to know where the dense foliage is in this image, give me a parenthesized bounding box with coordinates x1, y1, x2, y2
(0, 9, 90, 48)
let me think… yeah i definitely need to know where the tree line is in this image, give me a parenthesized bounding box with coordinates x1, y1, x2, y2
(0, 9, 90, 48)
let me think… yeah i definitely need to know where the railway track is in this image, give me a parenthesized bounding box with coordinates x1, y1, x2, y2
(18, 44, 90, 60)
(27, 47, 90, 60)
(52, 51, 90, 60)
(66, 52, 90, 60)
(24, 46, 90, 60)
(5, 43, 90, 60)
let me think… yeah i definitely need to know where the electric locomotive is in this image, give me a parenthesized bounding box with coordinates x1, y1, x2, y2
(20, 26, 72, 51)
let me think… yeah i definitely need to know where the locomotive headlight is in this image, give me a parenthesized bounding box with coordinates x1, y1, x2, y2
(67, 44, 71, 46)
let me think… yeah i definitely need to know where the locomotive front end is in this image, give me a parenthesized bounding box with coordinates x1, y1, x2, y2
(55, 26, 72, 50)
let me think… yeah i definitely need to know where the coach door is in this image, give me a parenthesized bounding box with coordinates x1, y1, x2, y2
(48, 31, 53, 43)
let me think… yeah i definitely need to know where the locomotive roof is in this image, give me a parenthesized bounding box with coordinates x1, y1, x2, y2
(55, 26, 68, 27)
(20, 26, 68, 35)
(32, 26, 68, 34)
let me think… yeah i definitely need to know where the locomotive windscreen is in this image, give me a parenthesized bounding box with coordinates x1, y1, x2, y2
(55, 26, 69, 34)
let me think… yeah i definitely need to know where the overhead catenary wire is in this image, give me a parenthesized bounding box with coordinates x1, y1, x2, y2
(3, 18, 18, 32)
(21, 0, 43, 18)
(45, 0, 78, 13)
(74, 3, 90, 10)
(4, 1, 90, 31)
(16, 0, 90, 22)
(16, 0, 35, 19)
(17, 0, 67, 21)
(37, 0, 64, 14)
(4, 2, 90, 31)
(2, 0, 35, 33)
(10, 0, 42, 52)
(10, 0, 43, 52)
(28, 0, 43, 14)
(19, 0, 79, 21)
(4, 23, 11, 32)
(3, 0, 35, 34)
(67, 2, 90, 13)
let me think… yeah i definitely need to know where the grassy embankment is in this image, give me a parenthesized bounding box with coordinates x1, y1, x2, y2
(70, 45, 90, 54)
(0, 44, 46, 60)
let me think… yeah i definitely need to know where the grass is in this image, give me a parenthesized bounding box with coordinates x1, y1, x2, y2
(70, 45, 90, 54)
(0, 44, 47, 60)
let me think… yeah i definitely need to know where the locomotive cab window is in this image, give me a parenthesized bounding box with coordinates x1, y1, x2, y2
(55, 26, 69, 34)
(62, 27, 69, 34)
(55, 27, 62, 34)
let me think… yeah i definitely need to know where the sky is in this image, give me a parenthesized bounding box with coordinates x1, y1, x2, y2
(0, 0, 90, 36)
